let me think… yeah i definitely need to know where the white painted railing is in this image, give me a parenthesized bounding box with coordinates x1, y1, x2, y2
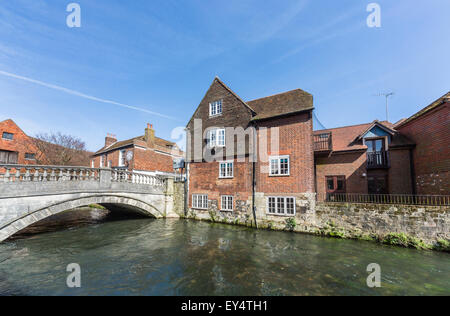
(0, 164, 166, 187)
(112, 170, 165, 187)
(0, 164, 100, 183)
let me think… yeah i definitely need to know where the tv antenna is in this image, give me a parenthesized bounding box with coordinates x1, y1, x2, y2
(374, 92, 395, 122)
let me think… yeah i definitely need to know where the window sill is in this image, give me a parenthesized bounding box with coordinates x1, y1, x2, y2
(220, 210, 233, 212)
(209, 114, 223, 118)
(269, 174, 290, 177)
(219, 177, 234, 179)
(192, 207, 208, 211)
(266, 213, 296, 217)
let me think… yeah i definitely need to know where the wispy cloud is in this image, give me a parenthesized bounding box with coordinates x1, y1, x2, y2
(0, 70, 182, 121)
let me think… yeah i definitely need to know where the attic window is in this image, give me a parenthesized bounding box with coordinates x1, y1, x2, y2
(209, 100, 222, 117)
(2, 132, 13, 140)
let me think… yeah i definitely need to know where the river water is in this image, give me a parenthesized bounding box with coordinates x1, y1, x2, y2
(0, 211, 449, 296)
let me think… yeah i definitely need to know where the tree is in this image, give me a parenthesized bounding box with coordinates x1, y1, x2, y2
(32, 132, 91, 166)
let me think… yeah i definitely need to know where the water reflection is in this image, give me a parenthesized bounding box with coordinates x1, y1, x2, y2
(0, 218, 449, 296)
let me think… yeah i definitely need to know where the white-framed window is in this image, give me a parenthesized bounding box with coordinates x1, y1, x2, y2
(269, 155, 290, 176)
(207, 129, 226, 148)
(192, 194, 208, 210)
(209, 100, 223, 117)
(219, 161, 234, 178)
(100, 155, 106, 168)
(221, 196, 233, 212)
(119, 149, 126, 167)
(267, 197, 296, 216)
(91, 160, 95, 168)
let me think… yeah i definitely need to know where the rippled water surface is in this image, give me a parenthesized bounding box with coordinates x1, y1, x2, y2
(0, 217, 449, 296)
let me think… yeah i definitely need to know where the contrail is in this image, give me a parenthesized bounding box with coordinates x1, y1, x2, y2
(0, 70, 181, 121)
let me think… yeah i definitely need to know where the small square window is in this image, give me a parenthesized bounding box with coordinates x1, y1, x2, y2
(2, 132, 13, 140)
(207, 129, 226, 148)
(269, 156, 290, 176)
(221, 196, 233, 211)
(25, 153, 36, 160)
(209, 100, 223, 117)
(219, 161, 233, 178)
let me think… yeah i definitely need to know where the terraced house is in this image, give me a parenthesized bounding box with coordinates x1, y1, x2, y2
(92, 123, 184, 177)
(186, 78, 315, 225)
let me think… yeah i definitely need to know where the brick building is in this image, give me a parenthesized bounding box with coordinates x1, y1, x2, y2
(314, 120, 416, 199)
(0, 119, 39, 165)
(0, 118, 92, 167)
(395, 92, 449, 195)
(186, 77, 315, 222)
(92, 124, 184, 176)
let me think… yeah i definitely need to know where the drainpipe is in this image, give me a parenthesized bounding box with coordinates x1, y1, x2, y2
(252, 160, 258, 229)
(250, 122, 258, 229)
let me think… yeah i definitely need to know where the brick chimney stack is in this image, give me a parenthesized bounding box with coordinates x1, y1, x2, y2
(105, 133, 117, 147)
(145, 123, 155, 147)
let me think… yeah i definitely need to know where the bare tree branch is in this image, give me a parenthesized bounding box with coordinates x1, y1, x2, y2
(32, 132, 90, 166)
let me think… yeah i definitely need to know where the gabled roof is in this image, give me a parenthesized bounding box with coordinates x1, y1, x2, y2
(247, 89, 314, 121)
(315, 121, 414, 152)
(187, 77, 255, 127)
(396, 91, 450, 128)
(94, 135, 179, 156)
(188, 78, 314, 127)
(356, 120, 396, 140)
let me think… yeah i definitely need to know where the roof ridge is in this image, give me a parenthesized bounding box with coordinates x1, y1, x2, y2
(315, 122, 374, 132)
(247, 88, 312, 103)
(214, 77, 256, 113)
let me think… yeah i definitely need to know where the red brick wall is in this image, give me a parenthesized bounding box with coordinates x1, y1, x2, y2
(93, 147, 176, 174)
(397, 103, 449, 195)
(0, 119, 39, 165)
(388, 149, 413, 194)
(315, 152, 368, 198)
(255, 112, 314, 194)
(189, 158, 252, 209)
(133, 148, 175, 173)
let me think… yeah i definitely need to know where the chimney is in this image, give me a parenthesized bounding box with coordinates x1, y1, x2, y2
(144, 123, 155, 147)
(105, 133, 117, 147)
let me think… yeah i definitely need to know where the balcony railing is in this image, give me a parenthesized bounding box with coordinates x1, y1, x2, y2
(318, 193, 449, 206)
(367, 151, 390, 169)
(314, 133, 332, 152)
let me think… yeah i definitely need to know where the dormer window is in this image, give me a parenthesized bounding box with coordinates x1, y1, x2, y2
(209, 100, 222, 117)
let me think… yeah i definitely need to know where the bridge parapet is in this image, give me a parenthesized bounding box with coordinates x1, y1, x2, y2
(1, 164, 101, 183)
(0, 164, 167, 198)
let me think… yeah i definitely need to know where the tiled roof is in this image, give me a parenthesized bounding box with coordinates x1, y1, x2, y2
(247, 89, 314, 121)
(94, 135, 180, 156)
(396, 91, 450, 128)
(315, 121, 414, 152)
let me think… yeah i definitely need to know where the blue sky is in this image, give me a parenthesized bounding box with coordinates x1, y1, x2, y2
(0, 0, 449, 151)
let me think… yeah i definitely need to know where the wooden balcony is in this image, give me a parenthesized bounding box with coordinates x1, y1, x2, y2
(367, 151, 390, 169)
(314, 132, 332, 154)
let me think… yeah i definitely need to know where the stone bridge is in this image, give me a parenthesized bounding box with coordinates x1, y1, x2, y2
(0, 164, 180, 242)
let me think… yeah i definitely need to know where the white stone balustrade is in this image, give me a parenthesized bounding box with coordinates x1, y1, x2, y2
(0, 164, 100, 183)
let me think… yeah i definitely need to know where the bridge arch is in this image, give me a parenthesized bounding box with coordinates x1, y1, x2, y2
(0, 194, 165, 242)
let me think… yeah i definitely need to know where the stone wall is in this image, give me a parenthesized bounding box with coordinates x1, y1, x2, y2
(186, 192, 317, 231)
(314, 202, 449, 244)
(173, 181, 186, 217)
